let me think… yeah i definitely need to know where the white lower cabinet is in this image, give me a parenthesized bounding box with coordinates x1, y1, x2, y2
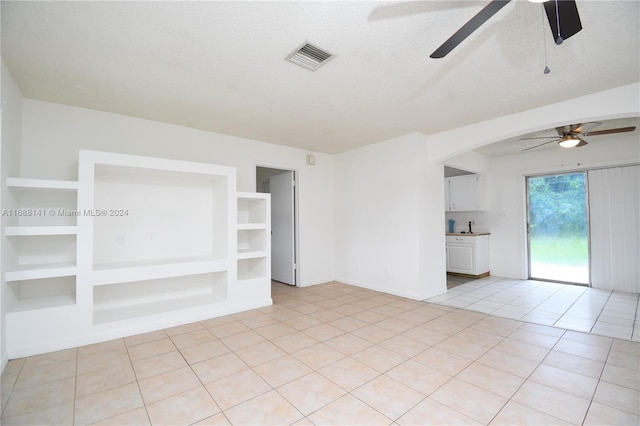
(446, 234, 489, 276)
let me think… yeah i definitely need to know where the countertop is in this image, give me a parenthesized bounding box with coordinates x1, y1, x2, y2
(446, 232, 491, 236)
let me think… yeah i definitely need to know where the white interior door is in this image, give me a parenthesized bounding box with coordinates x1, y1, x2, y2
(269, 171, 296, 285)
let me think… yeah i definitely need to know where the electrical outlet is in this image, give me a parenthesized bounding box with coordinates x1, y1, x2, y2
(117, 233, 126, 244)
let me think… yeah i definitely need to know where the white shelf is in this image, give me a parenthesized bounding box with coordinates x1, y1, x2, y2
(5, 263, 77, 281)
(92, 257, 228, 286)
(9, 294, 76, 313)
(5, 226, 78, 236)
(7, 177, 78, 191)
(237, 249, 268, 260)
(237, 223, 268, 230)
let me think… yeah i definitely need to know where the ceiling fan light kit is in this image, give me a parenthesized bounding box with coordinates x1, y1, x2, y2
(558, 134, 581, 148)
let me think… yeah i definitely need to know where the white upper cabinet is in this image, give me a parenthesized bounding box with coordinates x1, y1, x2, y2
(445, 174, 487, 212)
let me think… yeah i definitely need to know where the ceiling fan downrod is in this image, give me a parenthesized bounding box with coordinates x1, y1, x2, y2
(554, 0, 563, 44)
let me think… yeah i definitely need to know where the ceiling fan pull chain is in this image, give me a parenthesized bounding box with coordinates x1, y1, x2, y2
(542, 5, 550, 74)
(554, 0, 564, 44)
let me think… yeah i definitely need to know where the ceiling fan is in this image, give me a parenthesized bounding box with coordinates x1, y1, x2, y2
(521, 123, 637, 151)
(430, 0, 582, 59)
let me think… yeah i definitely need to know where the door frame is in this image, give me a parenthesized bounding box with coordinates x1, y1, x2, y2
(525, 171, 591, 286)
(255, 164, 301, 287)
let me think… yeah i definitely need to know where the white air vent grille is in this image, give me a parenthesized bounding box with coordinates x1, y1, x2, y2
(286, 42, 334, 71)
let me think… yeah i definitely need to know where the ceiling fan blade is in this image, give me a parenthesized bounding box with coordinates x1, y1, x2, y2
(582, 126, 637, 137)
(574, 122, 601, 134)
(520, 136, 560, 141)
(522, 139, 557, 151)
(544, 0, 582, 44)
(430, 0, 511, 59)
(575, 139, 588, 148)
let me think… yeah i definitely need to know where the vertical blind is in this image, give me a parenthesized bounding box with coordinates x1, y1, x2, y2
(588, 165, 640, 292)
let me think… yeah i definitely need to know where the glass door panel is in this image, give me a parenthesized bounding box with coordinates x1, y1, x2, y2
(526, 172, 590, 284)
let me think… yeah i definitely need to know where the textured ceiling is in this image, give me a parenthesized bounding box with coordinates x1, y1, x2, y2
(2, 1, 639, 154)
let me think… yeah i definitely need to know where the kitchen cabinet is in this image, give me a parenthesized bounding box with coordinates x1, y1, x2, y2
(445, 174, 487, 211)
(446, 234, 489, 277)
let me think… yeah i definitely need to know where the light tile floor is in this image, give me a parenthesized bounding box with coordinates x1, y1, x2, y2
(1, 280, 638, 425)
(432, 275, 640, 341)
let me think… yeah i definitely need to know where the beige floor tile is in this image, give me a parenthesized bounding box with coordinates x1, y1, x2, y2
(324, 333, 373, 355)
(138, 365, 201, 404)
(207, 320, 250, 339)
(307, 393, 392, 426)
(507, 328, 561, 348)
(3, 377, 75, 419)
(254, 322, 297, 340)
(553, 338, 610, 362)
(124, 329, 168, 347)
(471, 316, 523, 336)
(512, 380, 591, 424)
(14, 357, 76, 390)
(490, 400, 571, 425)
(300, 323, 345, 342)
(378, 334, 430, 358)
(20, 348, 76, 371)
(164, 321, 205, 337)
(328, 316, 368, 332)
(350, 309, 388, 325)
(562, 330, 614, 349)
(220, 330, 267, 352)
(592, 381, 640, 415)
(351, 345, 408, 373)
(127, 337, 177, 361)
(77, 346, 130, 375)
(477, 348, 539, 378)
(401, 326, 449, 346)
(430, 378, 508, 424)
(235, 341, 287, 367)
(191, 352, 249, 384)
(439, 310, 485, 327)
(352, 374, 425, 420)
(179, 339, 230, 365)
(132, 350, 187, 380)
(199, 315, 237, 328)
(583, 401, 640, 425)
(318, 357, 380, 392)
(492, 337, 550, 362)
(309, 309, 345, 323)
(293, 303, 324, 315)
(397, 397, 482, 426)
(454, 327, 504, 348)
(224, 390, 303, 425)
(78, 339, 125, 358)
(253, 355, 313, 388)
(386, 360, 450, 396)
(607, 348, 640, 371)
(146, 386, 220, 425)
(76, 362, 136, 398)
(413, 347, 472, 376)
(434, 336, 490, 361)
(89, 407, 150, 425)
(292, 343, 345, 370)
(1, 398, 74, 426)
(374, 317, 414, 334)
(420, 318, 467, 336)
(271, 331, 319, 353)
(278, 372, 347, 416)
(239, 313, 279, 329)
(350, 324, 398, 344)
(542, 350, 605, 379)
(192, 412, 232, 425)
(170, 328, 216, 349)
(205, 369, 271, 410)
(601, 363, 640, 390)
(530, 363, 599, 399)
(74, 382, 144, 426)
(456, 362, 524, 399)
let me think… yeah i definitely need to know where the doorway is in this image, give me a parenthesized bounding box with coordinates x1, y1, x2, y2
(256, 167, 298, 286)
(526, 172, 590, 285)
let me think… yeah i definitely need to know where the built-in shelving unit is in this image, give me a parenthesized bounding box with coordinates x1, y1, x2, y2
(4, 178, 79, 313)
(4, 151, 272, 358)
(236, 193, 270, 283)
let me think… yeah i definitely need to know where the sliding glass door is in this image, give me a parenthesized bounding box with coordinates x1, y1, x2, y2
(526, 172, 590, 285)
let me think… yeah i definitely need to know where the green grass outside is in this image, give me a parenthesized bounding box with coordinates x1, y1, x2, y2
(530, 235, 589, 266)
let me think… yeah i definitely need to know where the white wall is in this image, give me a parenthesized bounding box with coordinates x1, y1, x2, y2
(20, 100, 335, 287)
(334, 133, 447, 300)
(1, 61, 24, 370)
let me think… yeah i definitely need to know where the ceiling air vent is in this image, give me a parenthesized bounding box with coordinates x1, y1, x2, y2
(286, 42, 334, 71)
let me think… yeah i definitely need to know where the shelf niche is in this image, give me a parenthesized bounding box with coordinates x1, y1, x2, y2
(92, 164, 229, 268)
